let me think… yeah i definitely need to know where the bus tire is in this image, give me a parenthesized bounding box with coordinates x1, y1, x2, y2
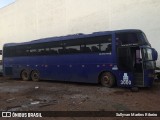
(100, 72, 115, 88)
(21, 70, 30, 81)
(31, 70, 40, 82)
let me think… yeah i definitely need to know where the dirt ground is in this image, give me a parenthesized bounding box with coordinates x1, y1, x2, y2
(0, 77, 160, 120)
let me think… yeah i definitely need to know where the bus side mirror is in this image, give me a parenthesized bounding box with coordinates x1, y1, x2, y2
(152, 48, 158, 61)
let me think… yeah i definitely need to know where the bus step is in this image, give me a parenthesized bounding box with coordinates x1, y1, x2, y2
(134, 73, 144, 86)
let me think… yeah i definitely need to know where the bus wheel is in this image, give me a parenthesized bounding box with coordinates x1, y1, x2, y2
(100, 72, 115, 88)
(31, 70, 40, 82)
(21, 70, 30, 81)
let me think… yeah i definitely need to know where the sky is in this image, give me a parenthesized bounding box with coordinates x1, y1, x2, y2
(0, 0, 15, 8)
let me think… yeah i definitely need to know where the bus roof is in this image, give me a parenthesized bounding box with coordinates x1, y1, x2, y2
(4, 29, 142, 47)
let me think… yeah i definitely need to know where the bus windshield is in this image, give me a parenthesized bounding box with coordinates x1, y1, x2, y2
(142, 48, 153, 61)
(137, 32, 150, 46)
(142, 48, 156, 69)
(144, 61, 155, 69)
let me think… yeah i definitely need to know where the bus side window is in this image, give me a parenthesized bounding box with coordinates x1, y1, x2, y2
(3, 47, 11, 57)
(106, 44, 112, 52)
(86, 44, 99, 53)
(58, 49, 65, 54)
(50, 48, 58, 54)
(100, 43, 112, 53)
(81, 46, 91, 53)
(91, 46, 99, 52)
(66, 45, 80, 54)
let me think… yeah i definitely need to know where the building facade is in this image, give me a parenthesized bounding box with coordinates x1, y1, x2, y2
(0, 0, 160, 54)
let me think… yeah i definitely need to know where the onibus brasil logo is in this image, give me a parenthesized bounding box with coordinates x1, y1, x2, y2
(1, 112, 42, 118)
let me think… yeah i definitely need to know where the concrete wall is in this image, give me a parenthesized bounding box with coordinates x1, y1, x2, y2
(0, 0, 160, 53)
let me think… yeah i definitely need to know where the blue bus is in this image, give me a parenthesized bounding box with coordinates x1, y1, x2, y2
(3, 29, 158, 88)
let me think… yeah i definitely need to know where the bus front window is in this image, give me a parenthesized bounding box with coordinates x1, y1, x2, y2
(143, 48, 153, 61)
(137, 32, 151, 46)
(142, 48, 156, 69)
(144, 61, 155, 69)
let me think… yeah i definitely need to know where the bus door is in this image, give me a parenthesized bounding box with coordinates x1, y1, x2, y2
(117, 47, 133, 87)
(131, 47, 144, 87)
(141, 47, 156, 87)
(131, 47, 156, 87)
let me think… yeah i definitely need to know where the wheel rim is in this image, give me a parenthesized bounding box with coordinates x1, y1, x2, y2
(22, 71, 29, 80)
(100, 72, 115, 87)
(32, 71, 39, 81)
(103, 76, 110, 85)
(33, 72, 39, 80)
